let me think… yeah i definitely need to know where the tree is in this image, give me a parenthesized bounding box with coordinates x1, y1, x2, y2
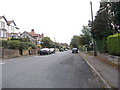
(70, 35, 80, 48)
(41, 37, 53, 48)
(110, 2, 120, 31)
(80, 25, 92, 45)
(82, 25, 91, 37)
(92, 2, 115, 39)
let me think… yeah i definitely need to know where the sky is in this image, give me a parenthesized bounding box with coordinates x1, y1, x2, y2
(0, 0, 100, 44)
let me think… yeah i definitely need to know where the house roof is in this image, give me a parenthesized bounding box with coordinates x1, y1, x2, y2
(28, 29, 39, 37)
(28, 32, 38, 37)
(20, 31, 36, 39)
(7, 20, 16, 26)
(0, 16, 7, 22)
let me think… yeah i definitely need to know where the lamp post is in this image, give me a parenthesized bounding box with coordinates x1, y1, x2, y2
(90, 1, 97, 56)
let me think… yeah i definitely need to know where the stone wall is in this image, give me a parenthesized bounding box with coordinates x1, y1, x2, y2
(2, 48, 19, 59)
(97, 52, 120, 65)
(22, 50, 29, 56)
(31, 49, 37, 55)
(87, 51, 120, 65)
(1, 48, 37, 59)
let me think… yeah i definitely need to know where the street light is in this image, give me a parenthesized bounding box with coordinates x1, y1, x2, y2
(90, 1, 97, 56)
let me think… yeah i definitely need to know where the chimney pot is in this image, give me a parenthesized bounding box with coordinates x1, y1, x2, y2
(31, 29, 34, 32)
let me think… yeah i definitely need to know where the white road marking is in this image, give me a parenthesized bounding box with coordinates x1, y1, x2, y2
(0, 62, 5, 64)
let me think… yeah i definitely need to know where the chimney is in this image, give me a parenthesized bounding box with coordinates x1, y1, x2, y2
(41, 33, 44, 37)
(31, 29, 34, 32)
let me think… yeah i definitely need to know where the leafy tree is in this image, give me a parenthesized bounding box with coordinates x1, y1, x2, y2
(110, 2, 120, 31)
(70, 35, 80, 48)
(82, 25, 91, 37)
(92, 2, 115, 39)
(81, 25, 92, 45)
(41, 37, 53, 48)
(79, 35, 91, 45)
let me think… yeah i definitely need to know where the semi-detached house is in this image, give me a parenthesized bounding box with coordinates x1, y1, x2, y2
(20, 29, 44, 45)
(0, 16, 19, 40)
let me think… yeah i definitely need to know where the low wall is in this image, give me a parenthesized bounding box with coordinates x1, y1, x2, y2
(22, 50, 29, 56)
(87, 51, 120, 65)
(97, 52, 120, 65)
(31, 49, 37, 55)
(1, 48, 37, 59)
(2, 48, 19, 59)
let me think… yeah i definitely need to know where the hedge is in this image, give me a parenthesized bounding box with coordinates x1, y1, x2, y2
(107, 33, 120, 56)
(0, 40, 36, 50)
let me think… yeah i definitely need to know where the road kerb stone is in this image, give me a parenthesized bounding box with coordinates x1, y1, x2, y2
(79, 52, 113, 89)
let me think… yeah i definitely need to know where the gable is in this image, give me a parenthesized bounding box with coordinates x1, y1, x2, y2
(20, 32, 36, 40)
(0, 18, 7, 24)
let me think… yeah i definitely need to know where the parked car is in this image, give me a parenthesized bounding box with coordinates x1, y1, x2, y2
(49, 48, 55, 54)
(39, 48, 50, 55)
(65, 48, 68, 51)
(72, 48, 78, 53)
(59, 48, 64, 52)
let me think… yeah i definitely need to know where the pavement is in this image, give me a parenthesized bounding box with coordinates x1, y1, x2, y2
(79, 51, 119, 89)
(2, 51, 103, 88)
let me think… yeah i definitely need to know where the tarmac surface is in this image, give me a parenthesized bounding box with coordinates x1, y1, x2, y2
(2, 51, 103, 88)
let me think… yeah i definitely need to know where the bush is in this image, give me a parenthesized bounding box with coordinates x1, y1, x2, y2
(96, 38, 108, 53)
(0, 40, 9, 48)
(0, 40, 36, 50)
(11, 38, 30, 42)
(19, 42, 29, 50)
(19, 42, 36, 50)
(8, 40, 20, 49)
(107, 33, 120, 56)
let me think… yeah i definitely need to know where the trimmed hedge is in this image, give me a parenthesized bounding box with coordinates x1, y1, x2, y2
(107, 33, 120, 56)
(0, 40, 36, 50)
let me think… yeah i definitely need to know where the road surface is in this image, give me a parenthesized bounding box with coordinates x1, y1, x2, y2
(2, 50, 103, 88)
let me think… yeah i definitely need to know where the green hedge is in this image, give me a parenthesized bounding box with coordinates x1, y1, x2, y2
(107, 33, 120, 56)
(0, 40, 36, 50)
(96, 38, 108, 53)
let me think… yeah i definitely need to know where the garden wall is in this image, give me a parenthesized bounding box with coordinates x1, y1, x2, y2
(2, 48, 19, 59)
(22, 50, 29, 56)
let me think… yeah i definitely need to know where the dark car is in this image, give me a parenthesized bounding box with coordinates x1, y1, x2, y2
(72, 48, 78, 53)
(59, 48, 64, 52)
(39, 48, 50, 55)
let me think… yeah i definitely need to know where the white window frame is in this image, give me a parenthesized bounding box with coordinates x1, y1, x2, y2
(1, 22, 5, 29)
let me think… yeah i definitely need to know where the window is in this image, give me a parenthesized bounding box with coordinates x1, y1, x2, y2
(3, 31, 6, 38)
(1, 22, 5, 29)
(0, 22, 2, 29)
(0, 31, 3, 37)
(11, 25, 14, 33)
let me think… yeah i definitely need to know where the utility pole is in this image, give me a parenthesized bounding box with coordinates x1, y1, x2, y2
(90, 1, 97, 56)
(54, 37, 56, 51)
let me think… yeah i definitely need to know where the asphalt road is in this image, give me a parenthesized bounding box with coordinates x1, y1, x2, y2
(2, 50, 103, 88)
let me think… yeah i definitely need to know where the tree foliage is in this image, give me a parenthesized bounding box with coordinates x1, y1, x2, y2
(92, 2, 115, 39)
(70, 35, 80, 48)
(111, 2, 120, 26)
(41, 37, 53, 48)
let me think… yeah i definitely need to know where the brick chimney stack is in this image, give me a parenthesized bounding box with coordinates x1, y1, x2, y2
(31, 29, 34, 32)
